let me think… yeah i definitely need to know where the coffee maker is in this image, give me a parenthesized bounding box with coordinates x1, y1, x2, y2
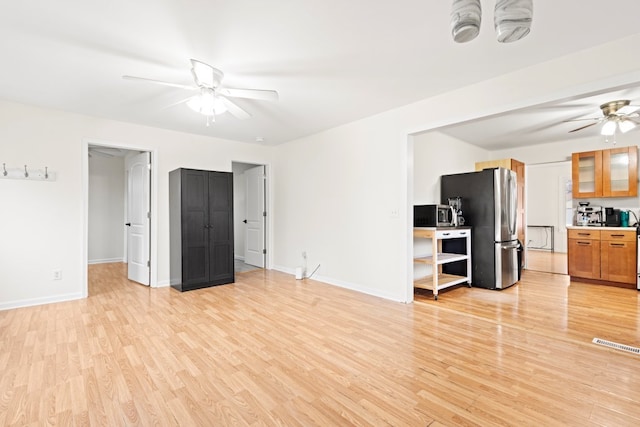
(576, 203, 603, 226)
(448, 197, 464, 226)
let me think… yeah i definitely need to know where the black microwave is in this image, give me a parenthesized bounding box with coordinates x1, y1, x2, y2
(414, 204, 456, 227)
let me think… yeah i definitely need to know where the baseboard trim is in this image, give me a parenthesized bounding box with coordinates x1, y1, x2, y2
(272, 265, 404, 302)
(155, 280, 170, 288)
(0, 292, 85, 312)
(88, 258, 125, 265)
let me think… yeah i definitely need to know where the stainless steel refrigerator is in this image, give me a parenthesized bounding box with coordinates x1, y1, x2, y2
(440, 167, 519, 289)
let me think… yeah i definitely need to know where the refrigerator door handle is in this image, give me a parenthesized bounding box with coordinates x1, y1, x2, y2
(509, 173, 517, 236)
(502, 243, 519, 249)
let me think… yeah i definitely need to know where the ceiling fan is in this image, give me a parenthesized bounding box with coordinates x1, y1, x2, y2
(566, 100, 640, 136)
(123, 59, 278, 126)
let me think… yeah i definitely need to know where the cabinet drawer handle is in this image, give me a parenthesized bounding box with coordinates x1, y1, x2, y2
(577, 241, 591, 245)
(610, 243, 625, 247)
(442, 232, 450, 236)
(610, 234, 625, 238)
(577, 233, 591, 236)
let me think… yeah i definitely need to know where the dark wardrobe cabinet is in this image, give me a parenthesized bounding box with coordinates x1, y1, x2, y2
(169, 168, 234, 291)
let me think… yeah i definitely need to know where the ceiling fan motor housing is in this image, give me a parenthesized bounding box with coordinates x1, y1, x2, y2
(600, 100, 630, 116)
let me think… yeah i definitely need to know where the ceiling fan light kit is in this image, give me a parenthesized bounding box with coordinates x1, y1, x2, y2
(619, 119, 636, 133)
(600, 120, 617, 136)
(451, 0, 532, 43)
(187, 88, 228, 116)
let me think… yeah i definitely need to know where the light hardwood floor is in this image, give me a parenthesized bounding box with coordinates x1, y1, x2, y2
(1, 263, 639, 426)
(526, 249, 568, 275)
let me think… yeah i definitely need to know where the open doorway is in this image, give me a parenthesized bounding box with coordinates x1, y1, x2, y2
(232, 162, 267, 274)
(525, 162, 571, 274)
(86, 144, 153, 292)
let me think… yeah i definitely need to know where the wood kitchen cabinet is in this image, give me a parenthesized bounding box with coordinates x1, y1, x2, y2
(567, 229, 600, 279)
(567, 228, 637, 286)
(603, 146, 638, 197)
(600, 230, 637, 284)
(475, 158, 525, 258)
(572, 146, 637, 198)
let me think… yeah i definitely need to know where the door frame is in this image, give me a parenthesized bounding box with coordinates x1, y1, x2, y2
(231, 161, 271, 270)
(82, 138, 158, 296)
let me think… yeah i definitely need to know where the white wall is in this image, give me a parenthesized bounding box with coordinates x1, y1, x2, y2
(0, 100, 273, 310)
(412, 131, 490, 280)
(273, 34, 640, 303)
(88, 154, 125, 263)
(413, 131, 490, 204)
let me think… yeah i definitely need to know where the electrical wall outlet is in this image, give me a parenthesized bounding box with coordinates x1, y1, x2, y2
(52, 269, 62, 280)
(302, 251, 307, 260)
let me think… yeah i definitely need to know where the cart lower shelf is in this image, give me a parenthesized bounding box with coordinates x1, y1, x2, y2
(414, 273, 471, 298)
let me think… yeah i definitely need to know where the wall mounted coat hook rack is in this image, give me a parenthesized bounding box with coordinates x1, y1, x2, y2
(0, 164, 56, 181)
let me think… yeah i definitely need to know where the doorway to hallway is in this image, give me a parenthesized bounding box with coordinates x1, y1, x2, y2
(232, 162, 268, 274)
(87, 144, 153, 292)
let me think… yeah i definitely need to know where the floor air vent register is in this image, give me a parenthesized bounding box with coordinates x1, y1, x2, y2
(592, 338, 640, 355)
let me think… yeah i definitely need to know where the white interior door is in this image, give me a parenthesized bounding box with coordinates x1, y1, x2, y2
(244, 165, 265, 267)
(125, 152, 150, 285)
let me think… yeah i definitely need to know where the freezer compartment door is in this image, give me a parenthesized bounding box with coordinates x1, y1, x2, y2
(495, 241, 519, 289)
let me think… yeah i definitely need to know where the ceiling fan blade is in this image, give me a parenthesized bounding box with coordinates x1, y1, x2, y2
(122, 75, 197, 91)
(162, 96, 194, 110)
(220, 97, 251, 120)
(569, 122, 600, 133)
(219, 87, 279, 101)
(617, 105, 640, 115)
(190, 59, 220, 88)
(562, 117, 601, 123)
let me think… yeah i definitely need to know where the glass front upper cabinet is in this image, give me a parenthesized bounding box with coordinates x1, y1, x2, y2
(603, 146, 638, 197)
(572, 150, 602, 198)
(572, 146, 638, 198)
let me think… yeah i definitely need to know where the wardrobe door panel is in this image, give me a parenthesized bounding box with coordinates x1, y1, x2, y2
(182, 170, 210, 286)
(208, 172, 234, 285)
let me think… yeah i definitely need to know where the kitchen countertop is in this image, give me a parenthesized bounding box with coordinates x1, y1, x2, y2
(567, 225, 638, 231)
(414, 226, 472, 230)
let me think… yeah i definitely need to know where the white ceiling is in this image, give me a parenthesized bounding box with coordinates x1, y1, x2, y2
(2, 1, 640, 146)
(439, 85, 640, 150)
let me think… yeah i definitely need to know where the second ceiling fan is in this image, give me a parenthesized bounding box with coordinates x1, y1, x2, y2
(123, 59, 279, 126)
(566, 100, 640, 136)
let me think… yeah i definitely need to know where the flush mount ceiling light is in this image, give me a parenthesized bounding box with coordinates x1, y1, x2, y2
(565, 100, 640, 142)
(123, 59, 279, 126)
(451, 0, 532, 43)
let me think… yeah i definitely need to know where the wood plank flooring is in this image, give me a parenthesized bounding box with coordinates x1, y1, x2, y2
(526, 250, 568, 275)
(1, 263, 640, 426)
